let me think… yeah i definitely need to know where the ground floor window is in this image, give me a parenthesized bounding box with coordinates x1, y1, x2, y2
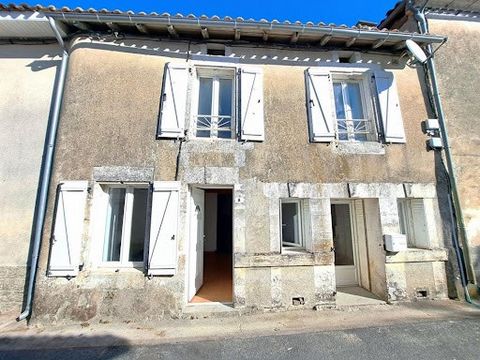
(397, 198, 430, 249)
(102, 185, 149, 266)
(281, 199, 305, 249)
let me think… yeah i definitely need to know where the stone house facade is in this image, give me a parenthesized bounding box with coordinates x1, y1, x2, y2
(0, 4, 458, 323)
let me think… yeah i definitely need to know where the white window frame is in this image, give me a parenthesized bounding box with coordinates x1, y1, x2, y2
(397, 198, 430, 249)
(190, 67, 236, 140)
(97, 183, 149, 268)
(280, 199, 306, 250)
(331, 72, 377, 142)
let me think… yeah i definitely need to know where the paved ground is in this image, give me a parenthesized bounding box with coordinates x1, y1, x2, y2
(0, 300, 479, 359)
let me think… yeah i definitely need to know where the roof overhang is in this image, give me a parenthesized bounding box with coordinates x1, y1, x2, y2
(0, 4, 446, 54)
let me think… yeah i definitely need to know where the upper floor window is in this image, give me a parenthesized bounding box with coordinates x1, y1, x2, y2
(157, 63, 265, 142)
(333, 79, 376, 142)
(306, 67, 406, 144)
(195, 69, 235, 139)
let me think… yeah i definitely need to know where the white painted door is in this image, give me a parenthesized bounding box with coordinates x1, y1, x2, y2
(332, 203, 358, 287)
(188, 187, 205, 301)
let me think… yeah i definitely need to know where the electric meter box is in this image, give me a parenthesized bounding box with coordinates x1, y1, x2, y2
(384, 234, 407, 252)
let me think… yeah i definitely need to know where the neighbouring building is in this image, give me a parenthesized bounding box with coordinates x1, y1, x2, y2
(0, 4, 460, 324)
(0, 9, 63, 313)
(380, 0, 480, 290)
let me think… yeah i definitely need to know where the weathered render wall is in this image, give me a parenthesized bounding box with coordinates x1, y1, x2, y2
(427, 18, 480, 284)
(32, 37, 449, 323)
(0, 44, 60, 313)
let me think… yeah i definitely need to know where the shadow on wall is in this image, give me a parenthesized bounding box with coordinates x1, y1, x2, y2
(416, 65, 462, 299)
(27, 59, 61, 72)
(0, 334, 131, 359)
(69, 37, 402, 68)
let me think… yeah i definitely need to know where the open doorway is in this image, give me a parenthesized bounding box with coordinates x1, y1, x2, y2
(188, 187, 233, 304)
(331, 202, 359, 287)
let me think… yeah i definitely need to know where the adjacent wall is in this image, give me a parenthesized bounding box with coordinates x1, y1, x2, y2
(0, 44, 60, 313)
(426, 18, 480, 284)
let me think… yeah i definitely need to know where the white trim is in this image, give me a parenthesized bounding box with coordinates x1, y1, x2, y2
(280, 198, 306, 249)
(331, 200, 361, 287)
(92, 183, 149, 269)
(190, 66, 236, 140)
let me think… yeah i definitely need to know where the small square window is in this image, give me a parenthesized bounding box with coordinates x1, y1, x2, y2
(398, 199, 430, 249)
(281, 199, 305, 249)
(194, 68, 235, 139)
(332, 77, 376, 142)
(102, 185, 149, 266)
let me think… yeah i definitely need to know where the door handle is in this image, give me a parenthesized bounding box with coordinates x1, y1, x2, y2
(171, 235, 175, 240)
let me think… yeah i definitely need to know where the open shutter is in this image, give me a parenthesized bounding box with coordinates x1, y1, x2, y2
(410, 199, 430, 249)
(306, 68, 335, 142)
(240, 66, 264, 141)
(48, 181, 88, 277)
(374, 71, 406, 143)
(157, 63, 188, 139)
(147, 181, 180, 276)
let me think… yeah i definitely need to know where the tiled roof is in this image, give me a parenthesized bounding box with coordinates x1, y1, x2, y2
(0, 2, 402, 32)
(0, 2, 446, 50)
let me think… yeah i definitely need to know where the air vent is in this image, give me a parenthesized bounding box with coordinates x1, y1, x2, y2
(292, 297, 305, 306)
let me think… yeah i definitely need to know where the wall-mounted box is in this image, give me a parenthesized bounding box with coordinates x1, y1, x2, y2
(384, 234, 407, 252)
(428, 137, 443, 150)
(424, 119, 440, 131)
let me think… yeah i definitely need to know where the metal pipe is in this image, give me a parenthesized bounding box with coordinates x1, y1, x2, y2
(17, 17, 69, 322)
(408, 2, 478, 303)
(45, 11, 446, 45)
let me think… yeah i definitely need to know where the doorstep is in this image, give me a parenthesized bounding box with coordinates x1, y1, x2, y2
(336, 287, 387, 307)
(182, 302, 238, 319)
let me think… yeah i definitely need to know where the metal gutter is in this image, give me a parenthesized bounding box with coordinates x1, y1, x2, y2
(45, 12, 446, 45)
(17, 16, 69, 321)
(408, 1, 479, 305)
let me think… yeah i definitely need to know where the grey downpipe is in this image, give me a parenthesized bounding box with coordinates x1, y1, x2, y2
(17, 17, 69, 321)
(409, 2, 478, 304)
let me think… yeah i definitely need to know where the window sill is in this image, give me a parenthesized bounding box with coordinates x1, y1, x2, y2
(89, 266, 145, 274)
(386, 248, 448, 263)
(234, 251, 331, 268)
(333, 141, 385, 155)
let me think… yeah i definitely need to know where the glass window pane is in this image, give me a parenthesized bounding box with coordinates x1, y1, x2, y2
(347, 83, 364, 119)
(332, 204, 354, 266)
(129, 188, 148, 262)
(196, 129, 211, 138)
(103, 188, 126, 262)
(197, 77, 213, 116)
(217, 130, 232, 139)
(282, 202, 301, 246)
(218, 78, 233, 116)
(333, 82, 346, 120)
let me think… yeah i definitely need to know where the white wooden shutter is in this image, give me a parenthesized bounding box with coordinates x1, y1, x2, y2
(158, 63, 188, 139)
(48, 181, 88, 277)
(148, 181, 180, 276)
(240, 66, 265, 141)
(410, 199, 430, 249)
(306, 68, 335, 142)
(374, 71, 406, 143)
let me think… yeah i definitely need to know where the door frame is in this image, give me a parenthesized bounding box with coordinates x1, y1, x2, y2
(331, 199, 361, 288)
(185, 184, 235, 305)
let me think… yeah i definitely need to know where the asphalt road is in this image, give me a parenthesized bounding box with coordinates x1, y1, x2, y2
(1, 318, 479, 360)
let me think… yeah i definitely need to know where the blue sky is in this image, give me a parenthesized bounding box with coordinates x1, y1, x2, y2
(34, 1, 396, 26)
